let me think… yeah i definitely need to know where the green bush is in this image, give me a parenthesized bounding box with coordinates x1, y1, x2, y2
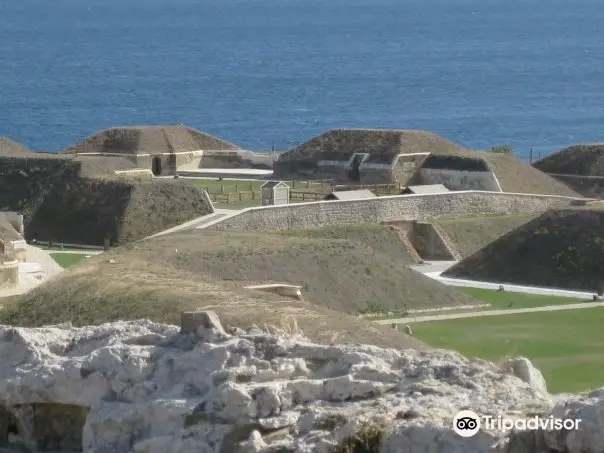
(489, 144, 514, 154)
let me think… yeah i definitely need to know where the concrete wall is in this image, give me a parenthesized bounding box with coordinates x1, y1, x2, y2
(174, 151, 203, 170)
(418, 168, 502, 191)
(205, 191, 584, 233)
(238, 150, 282, 169)
(391, 154, 430, 186)
(0, 259, 18, 288)
(317, 162, 350, 182)
(275, 153, 428, 185)
(4, 240, 27, 262)
(410, 222, 458, 260)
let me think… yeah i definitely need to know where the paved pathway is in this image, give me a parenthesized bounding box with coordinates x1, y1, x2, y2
(376, 301, 604, 325)
(145, 210, 237, 239)
(411, 260, 599, 299)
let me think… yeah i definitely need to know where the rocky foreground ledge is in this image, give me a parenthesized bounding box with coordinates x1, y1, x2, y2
(0, 311, 603, 453)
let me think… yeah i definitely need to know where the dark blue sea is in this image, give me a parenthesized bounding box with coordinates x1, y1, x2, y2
(1, 0, 603, 159)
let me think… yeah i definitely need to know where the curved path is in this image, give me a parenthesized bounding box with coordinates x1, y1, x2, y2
(411, 260, 599, 299)
(376, 301, 604, 325)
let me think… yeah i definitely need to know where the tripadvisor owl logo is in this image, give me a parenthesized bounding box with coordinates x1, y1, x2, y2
(453, 410, 481, 437)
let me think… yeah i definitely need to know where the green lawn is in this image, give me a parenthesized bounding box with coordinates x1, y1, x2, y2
(368, 288, 588, 320)
(413, 308, 604, 393)
(185, 178, 324, 194)
(458, 287, 589, 309)
(50, 253, 88, 269)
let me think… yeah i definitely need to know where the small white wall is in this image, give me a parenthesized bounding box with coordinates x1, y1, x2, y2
(5, 240, 27, 262)
(0, 212, 24, 236)
(237, 150, 282, 167)
(176, 151, 204, 170)
(114, 169, 154, 179)
(419, 169, 502, 192)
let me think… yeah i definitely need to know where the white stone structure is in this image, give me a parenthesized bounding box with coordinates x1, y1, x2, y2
(1, 311, 603, 453)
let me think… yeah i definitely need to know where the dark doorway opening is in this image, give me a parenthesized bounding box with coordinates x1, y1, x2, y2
(349, 154, 365, 182)
(152, 157, 162, 176)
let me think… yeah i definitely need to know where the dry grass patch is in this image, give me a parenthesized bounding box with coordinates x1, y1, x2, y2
(1, 254, 426, 350)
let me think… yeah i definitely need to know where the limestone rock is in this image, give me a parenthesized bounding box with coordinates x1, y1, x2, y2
(500, 356, 548, 394)
(0, 314, 600, 453)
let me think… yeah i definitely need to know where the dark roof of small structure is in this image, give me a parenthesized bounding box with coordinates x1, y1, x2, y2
(403, 184, 450, 194)
(278, 129, 466, 165)
(324, 189, 377, 201)
(261, 181, 290, 189)
(62, 125, 240, 156)
(421, 154, 490, 172)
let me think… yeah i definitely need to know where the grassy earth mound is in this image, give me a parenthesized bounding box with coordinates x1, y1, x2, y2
(434, 213, 540, 258)
(0, 225, 480, 349)
(421, 150, 581, 197)
(276, 128, 465, 167)
(79, 225, 478, 314)
(28, 178, 212, 245)
(0, 137, 33, 155)
(0, 156, 211, 245)
(533, 144, 604, 176)
(443, 208, 604, 292)
(62, 125, 240, 155)
(474, 152, 581, 196)
(0, 247, 427, 350)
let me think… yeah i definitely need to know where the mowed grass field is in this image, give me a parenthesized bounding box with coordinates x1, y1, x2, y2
(184, 178, 329, 209)
(413, 307, 604, 393)
(184, 178, 325, 193)
(49, 253, 88, 269)
(458, 287, 590, 309)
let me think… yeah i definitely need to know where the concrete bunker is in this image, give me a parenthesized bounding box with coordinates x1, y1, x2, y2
(273, 129, 467, 185)
(0, 403, 89, 452)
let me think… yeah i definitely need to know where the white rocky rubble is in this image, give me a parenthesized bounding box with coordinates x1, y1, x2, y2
(0, 311, 602, 453)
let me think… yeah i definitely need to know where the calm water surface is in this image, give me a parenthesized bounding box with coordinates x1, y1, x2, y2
(1, 0, 603, 158)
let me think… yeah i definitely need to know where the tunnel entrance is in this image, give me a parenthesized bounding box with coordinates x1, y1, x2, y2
(152, 156, 162, 176)
(349, 153, 368, 182)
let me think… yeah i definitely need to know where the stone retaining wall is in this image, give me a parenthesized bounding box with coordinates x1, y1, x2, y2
(0, 259, 18, 288)
(205, 191, 586, 232)
(3, 240, 27, 262)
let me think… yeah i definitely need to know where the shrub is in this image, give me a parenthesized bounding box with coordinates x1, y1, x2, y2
(489, 144, 514, 154)
(333, 421, 387, 453)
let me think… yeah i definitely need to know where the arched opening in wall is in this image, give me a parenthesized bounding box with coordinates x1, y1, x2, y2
(1, 404, 23, 448)
(152, 156, 162, 176)
(32, 403, 89, 452)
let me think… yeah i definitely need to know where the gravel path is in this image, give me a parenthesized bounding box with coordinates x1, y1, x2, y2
(376, 301, 604, 325)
